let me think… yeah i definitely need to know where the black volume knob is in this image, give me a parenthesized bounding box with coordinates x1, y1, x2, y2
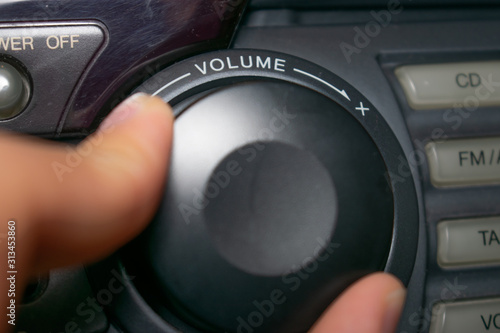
(143, 80, 394, 332)
(90, 50, 419, 333)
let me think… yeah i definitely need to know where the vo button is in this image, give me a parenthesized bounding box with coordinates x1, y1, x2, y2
(481, 313, 500, 331)
(430, 298, 500, 333)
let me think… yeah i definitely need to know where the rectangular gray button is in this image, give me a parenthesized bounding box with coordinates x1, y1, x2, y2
(430, 298, 500, 333)
(395, 61, 500, 110)
(426, 137, 500, 187)
(437, 216, 500, 267)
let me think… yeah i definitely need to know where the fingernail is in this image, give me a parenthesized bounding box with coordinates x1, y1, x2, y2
(382, 287, 406, 333)
(99, 93, 150, 131)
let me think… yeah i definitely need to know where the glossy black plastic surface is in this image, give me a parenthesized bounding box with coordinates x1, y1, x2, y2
(0, 0, 248, 136)
(0, 23, 105, 134)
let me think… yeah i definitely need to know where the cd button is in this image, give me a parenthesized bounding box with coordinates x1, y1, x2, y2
(395, 61, 500, 110)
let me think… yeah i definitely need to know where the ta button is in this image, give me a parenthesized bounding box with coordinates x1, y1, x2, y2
(0, 61, 30, 120)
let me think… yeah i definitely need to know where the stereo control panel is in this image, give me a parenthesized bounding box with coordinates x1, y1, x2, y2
(1, 1, 500, 332)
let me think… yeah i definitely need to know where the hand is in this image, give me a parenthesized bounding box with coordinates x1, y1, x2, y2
(0, 93, 173, 332)
(0, 94, 405, 333)
(309, 273, 406, 333)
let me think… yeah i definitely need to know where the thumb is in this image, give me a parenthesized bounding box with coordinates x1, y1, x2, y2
(0, 93, 173, 273)
(309, 273, 406, 333)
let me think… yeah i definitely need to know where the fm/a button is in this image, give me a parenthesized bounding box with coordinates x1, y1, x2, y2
(426, 137, 500, 187)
